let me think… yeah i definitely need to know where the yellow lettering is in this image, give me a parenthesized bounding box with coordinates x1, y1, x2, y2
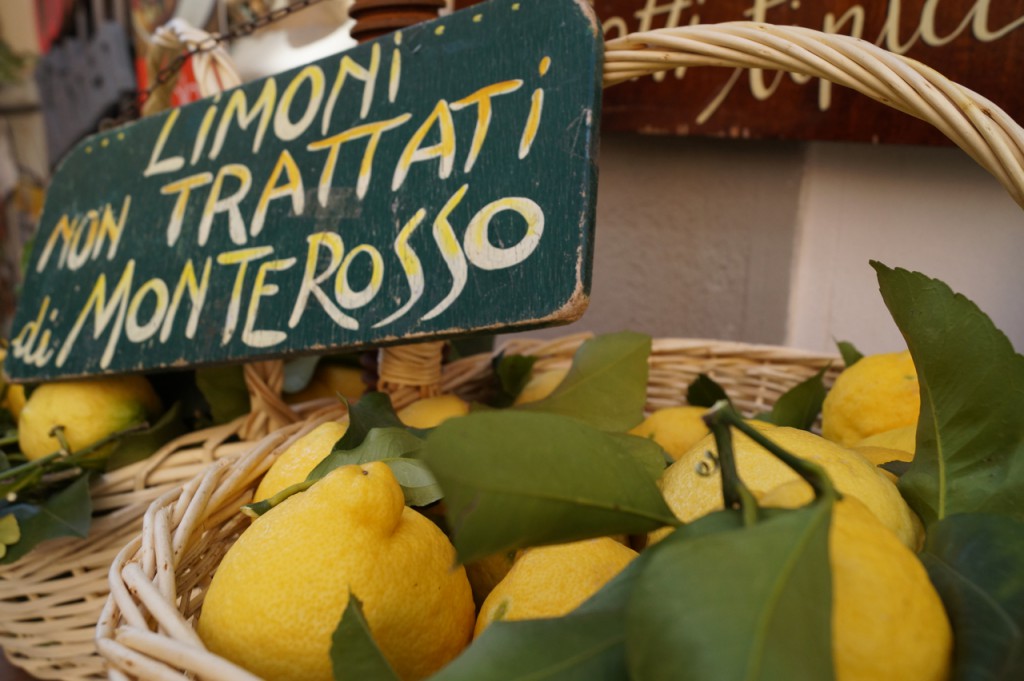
(125, 277, 170, 343)
(373, 209, 426, 328)
(322, 44, 381, 133)
(275, 65, 326, 142)
(160, 257, 212, 342)
(464, 197, 544, 271)
(392, 100, 457, 191)
(336, 244, 384, 310)
(251, 150, 305, 238)
(289, 232, 358, 330)
(36, 213, 77, 272)
(209, 80, 277, 160)
(198, 164, 253, 247)
(451, 80, 522, 172)
(97, 196, 131, 261)
(242, 257, 297, 348)
(56, 260, 135, 369)
(10, 296, 55, 368)
(308, 114, 411, 204)
(144, 108, 185, 177)
(422, 185, 469, 321)
(519, 87, 544, 160)
(217, 247, 274, 345)
(161, 172, 214, 247)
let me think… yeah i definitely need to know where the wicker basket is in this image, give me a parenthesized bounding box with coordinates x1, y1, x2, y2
(0, 363, 308, 680)
(94, 21, 1024, 681)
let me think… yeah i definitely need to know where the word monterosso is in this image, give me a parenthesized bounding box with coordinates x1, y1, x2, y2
(9, 0, 601, 379)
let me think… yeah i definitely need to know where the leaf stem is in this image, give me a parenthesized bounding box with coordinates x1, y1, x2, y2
(703, 401, 760, 527)
(710, 405, 839, 503)
(0, 421, 150, 482)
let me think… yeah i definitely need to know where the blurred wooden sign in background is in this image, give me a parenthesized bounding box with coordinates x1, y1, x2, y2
(459, 0, 1024, 144)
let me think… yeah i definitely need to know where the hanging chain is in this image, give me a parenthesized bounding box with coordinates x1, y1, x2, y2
(140, 0, 331, 110)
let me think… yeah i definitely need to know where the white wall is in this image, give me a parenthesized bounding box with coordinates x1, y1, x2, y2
(788, 142, 1024, 355)
(517, 135, 1024, 357)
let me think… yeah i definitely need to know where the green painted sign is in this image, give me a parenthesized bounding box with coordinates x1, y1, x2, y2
(5, 0, 602, 382)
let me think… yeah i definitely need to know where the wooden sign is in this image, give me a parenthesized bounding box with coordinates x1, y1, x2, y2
(460, 0, 1024, 145)
(5, 0, 603, 382)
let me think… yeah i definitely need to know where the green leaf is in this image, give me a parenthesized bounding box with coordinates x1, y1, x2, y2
(104, 401, 187, 471)
(687, 373, 730, 408)
(430, 610, 627, 681)
(382, 458, 442, 507)
(422, 410, 678, 565)
(920, 513, 1024, 680)
(873, 262, 1024, 525)
(325, 393, 406, 453)
(760, 367, 829, 430)
(331, 594, 400, 681)
(195, 365, 250, 424)
(486, 353, 538, 408)
(626, 504, 835, 681)
(1, 475, 92, 564)
(0, 513, 19, 546)
(607, 432, 671, 481)
(310, 418, 420, 483)
(835, 340, 863, 368)
(517, 332, 651, 431)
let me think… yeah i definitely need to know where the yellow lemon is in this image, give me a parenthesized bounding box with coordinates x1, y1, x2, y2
(397, 394, 469, 429)
(198, 462, 475, 681)
(822, 351, 920, 447)
(629, 405, 710, 461)
(656, 424, 920, 549)
(474, 537, 637, 637)
(285, 363, 366, 404)
(760, 483, 952, 681)
(464, 550, 517, 608)
(18, 375, 162, 461)
(513, 366, 570, 405)
(855, 424, 916, 456)
(254, 420, 348, 502)
(0, 347, 25, 419)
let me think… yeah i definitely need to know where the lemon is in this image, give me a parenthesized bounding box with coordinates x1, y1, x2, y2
(18, 375, 162, 461)
(198, 462, 475, 681)
(822, 351, 919, 447)
(254, 420, 348, 502)
(285, 363, 366, 404)
(656, 424, 921, 549)
(760, 483, 952, 681)
(465, 550, 517, 608)
(513, 366, 569, 405)
(855, 424, 916, 456)
(628, 406, 709, 461)
(474, 537, 637, 637)
(397, 394, 469, 429)
(0, 346, 25, 419)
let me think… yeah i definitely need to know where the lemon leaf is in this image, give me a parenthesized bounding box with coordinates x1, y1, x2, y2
(873, 262, 1024, 525)
(423, 410, 678, 565)
(430, 610, 627, 681)
(687, 373, 730, 408)
(331, 593, 400, 681)
(760, 367, 829, 431)
(381, 458, 442, 507)
(310, 426, 422, 482)
(195, 365, 250, 425)
(920, 513, 1024, 680)
(517, 332, 650, 432)
(834, 340, 863, 367)
(0, 475, 91, 564)
(486, 353, 538, 408)
(626, 504, 835, 681)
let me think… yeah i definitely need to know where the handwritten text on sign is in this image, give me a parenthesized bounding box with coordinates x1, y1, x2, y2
(6, 0, 603, 381)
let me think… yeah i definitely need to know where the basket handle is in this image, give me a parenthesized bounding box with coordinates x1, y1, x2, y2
(603, 22, 1024, 210)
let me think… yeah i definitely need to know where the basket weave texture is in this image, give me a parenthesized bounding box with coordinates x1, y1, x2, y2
(94, 20, 1024, 681)
(0, 364, 306, 680)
